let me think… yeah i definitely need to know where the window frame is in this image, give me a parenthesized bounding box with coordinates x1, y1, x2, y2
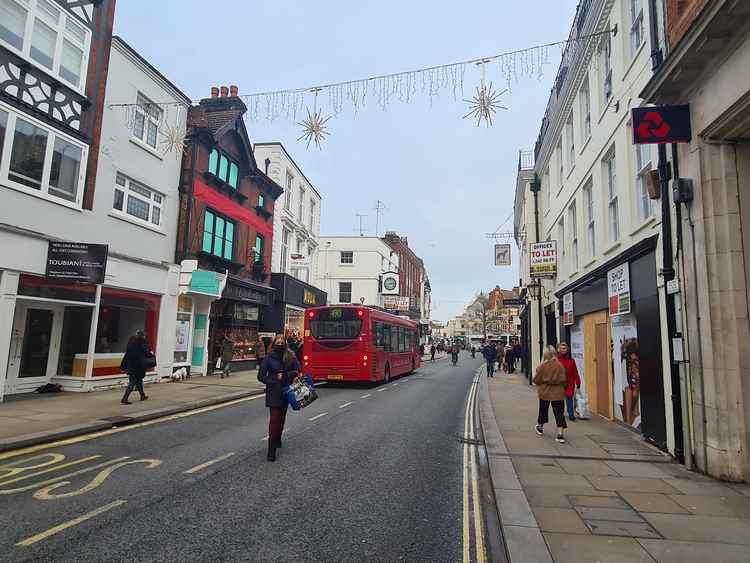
(338, 281, 352, 304)
(565, 113, 575, 171)
(629, 0, 645, 57)
(635, 143, 653, 222)
(309, 199, 316, 231)
(254, 233, 264, 265)
(0, 101, 87, 208)
(281, 227, 290, 272)
(0, 0, 90, 93)
(557, 217, 565, 276)
(297, 186, 305, 223)
(340, 251, 354, 265)
(569, 201, 578, 271)
(284, 171, 293, 210)
(207, 148, 239, 189)
(600, 33, 613, 105)
(132, 92, 162, 150)
(583, 179, 596, 257)
(112, 172, 165, 229)
(604, 149, 619, 242)
(579, 77, 591, 142)
(202, 209, 235, 261)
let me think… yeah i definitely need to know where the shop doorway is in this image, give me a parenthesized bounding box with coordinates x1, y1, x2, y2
(6, 302, 63, 394)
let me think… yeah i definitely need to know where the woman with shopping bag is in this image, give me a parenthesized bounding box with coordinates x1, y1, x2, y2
(533, 346, 568, 444)
(257, 334, 300, 462)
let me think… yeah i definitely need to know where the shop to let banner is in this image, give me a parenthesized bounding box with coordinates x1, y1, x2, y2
(608, 263, 631, 316)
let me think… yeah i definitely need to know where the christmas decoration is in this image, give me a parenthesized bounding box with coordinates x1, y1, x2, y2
(159, 121, 187, 157)
(463, 61, 507, 127)
(298, 89, 331, 149)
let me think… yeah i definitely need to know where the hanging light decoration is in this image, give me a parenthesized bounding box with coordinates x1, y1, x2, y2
(298, 88, 331, 150)
(463, 60, 507, 127)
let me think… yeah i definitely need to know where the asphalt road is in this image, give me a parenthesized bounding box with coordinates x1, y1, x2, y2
(0, 354, 489, 563)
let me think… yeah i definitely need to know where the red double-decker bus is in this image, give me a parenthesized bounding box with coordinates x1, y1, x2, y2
(303, 305, 421, 383)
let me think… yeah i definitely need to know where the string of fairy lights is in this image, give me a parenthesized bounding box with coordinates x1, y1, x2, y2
(110, 29, 614, 153)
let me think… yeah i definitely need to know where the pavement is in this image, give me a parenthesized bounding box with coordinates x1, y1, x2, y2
(0, 354, 484, 562)
(478, 366, 750, 563)
(0, 371, 265, 453)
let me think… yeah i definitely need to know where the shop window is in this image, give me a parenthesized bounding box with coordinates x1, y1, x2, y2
(112, 172, 164, 227)
(174, 295, 192, 364)
(57, 306, 92, 376)
(0, 0, 89, 91)
(132, 92, 161, 149)
(94, 288, 161, 375)
(202, 210, 234, 261)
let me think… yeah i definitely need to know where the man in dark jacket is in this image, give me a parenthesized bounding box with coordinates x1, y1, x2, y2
(121, 331, 151, 404)
(482, 342, 497, 377)
(258, 335, 301, 461)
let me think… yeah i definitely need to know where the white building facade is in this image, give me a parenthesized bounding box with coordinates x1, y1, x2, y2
(515, 0, 678, 454)
(0, 33, 189, 400)
(253, 142, 321, 285)
(313, 236, 399, 307)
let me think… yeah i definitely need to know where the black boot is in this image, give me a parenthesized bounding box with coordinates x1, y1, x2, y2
(275, 438, 282, 449)
(121, 390, 131, 405)
(267, 443, 276, 462)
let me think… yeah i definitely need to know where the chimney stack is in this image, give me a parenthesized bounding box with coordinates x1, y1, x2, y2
(220, 85, 229, 97)
(230, 84, 239, 97)
(210, 86, 219, 98)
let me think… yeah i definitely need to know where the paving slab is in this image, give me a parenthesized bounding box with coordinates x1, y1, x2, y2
(568, 495, 631, 509)
(637, 539, 750, 563)
(618, 492, 690, 514)
(605, 460, 675, 478)
(532, 507, 590, 534)
(557, 459, 619, 476)
(512, 457, 564, 475)
(668, 494, 750, 517)
(543, 532, 655, 563)
(504, 525, 553, 563)
(662, 479, 745, 497)
(496, 489, 537, 527)
(642, 513, 750, 544)
(575, 506, 644, 522)
(587, 476, 681, 494)
(488, 457, 523, 490)
(519, 472, 594, 489)
(584, 519, 662, 538)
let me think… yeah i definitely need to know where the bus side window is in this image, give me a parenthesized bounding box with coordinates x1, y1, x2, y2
(374, 322, 383, 347)
(383, 324, 391, 352)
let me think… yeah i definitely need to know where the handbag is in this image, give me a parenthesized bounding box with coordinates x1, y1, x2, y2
(574, 388, 590, 419)
(284, 374, 318, 411)
(143, 353, 157, 370)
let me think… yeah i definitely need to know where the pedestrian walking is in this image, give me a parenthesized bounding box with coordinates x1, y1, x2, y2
(482, 342, 497, 377)
(557, 342, 581, 421)
(533, 346, 568, 443)
(220, 334, 234, 378)
(120, 330, 152, 404)
(495, 342, 505, 373)
(257, 334, 301, 461)
(430, 344, 436, 361)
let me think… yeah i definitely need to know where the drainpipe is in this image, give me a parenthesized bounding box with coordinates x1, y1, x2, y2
(648, 0, 664, 69)
(180, 135, 198, 264)
(530, 175, 543, 381)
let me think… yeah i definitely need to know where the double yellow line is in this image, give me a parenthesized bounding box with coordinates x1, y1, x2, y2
(462, 375, 486, 563)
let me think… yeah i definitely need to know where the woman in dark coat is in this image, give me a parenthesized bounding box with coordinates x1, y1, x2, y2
(257, 334, 301, 461)
(121, 331, 151, 404)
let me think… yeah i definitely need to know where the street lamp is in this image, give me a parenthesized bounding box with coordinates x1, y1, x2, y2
(527, 279, 541, 299)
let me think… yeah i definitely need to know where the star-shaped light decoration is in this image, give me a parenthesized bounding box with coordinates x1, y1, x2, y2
(298, 106, 331, 150)
(463, 81, 507, 127)
(159, 122, 187, 158)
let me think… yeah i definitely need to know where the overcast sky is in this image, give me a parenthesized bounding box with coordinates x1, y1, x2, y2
(114, 0, 578, 322)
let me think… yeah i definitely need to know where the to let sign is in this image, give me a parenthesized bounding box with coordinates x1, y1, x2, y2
(632, 105, 691, 144)
(607, 263, 631, 316)
(529, 241, 557, 278)
(46, 242, 108, 284)
(562, 292, 574, 326)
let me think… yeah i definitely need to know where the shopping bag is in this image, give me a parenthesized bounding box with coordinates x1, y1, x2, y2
(284, 374, 318, 411)
(215, 357, 222, 370)
(575, 388, 591, 419)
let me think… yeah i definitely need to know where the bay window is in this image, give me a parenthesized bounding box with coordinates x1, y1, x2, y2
(0, 104, 86, 205)
(112, 172, 164, 227)
(0, 0, 89, 91)
(208, 148, 239, 189)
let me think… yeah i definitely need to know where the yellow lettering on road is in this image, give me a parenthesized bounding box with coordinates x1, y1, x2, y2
(0, 457, 130, 496)
(0, 453, 66, 481)
(0, 455, 101, 488)
(16, 499, 127, 547)
(33, 459, 162, 500)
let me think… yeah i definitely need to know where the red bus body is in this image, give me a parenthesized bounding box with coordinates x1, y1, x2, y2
(303, 305, 421, 383)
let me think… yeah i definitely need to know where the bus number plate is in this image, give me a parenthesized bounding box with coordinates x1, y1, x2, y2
(328, 374, 344, 380)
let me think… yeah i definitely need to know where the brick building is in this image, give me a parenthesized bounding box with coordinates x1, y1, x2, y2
(176, 86, 282, 373)
(382, 231, 424, 321)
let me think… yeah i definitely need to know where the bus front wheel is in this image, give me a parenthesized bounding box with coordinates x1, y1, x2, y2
(383, 364, 391, 384)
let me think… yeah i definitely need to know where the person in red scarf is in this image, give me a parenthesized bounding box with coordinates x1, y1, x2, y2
(557, 343, 581, 421)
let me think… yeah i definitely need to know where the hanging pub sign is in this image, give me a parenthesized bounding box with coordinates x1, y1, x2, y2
(607, 263, 631, 316)
(45, 242, 108, 284)
(529, 241, 557, 278)
(632, 105, 692, 144)
(562, 292, 574, 325)
(494, 243, 511, 266)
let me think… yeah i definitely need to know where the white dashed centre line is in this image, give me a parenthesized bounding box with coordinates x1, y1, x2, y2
(360, 394, 371, 399)
(308, 412, 328, 421)
(377, 388, 387, 392)
(183, 452, 235, 475)
(338, 402, 353, 409)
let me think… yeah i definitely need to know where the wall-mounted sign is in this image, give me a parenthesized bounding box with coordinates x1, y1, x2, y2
(381, 271, 400, 295)
(529, 241, 557, 278)
(494, 244, 511, 266)
(666, 279, 680, 295)
(45, 242, 108, 284)
(562, 292, 574, 325)
(190, 270, 223, 297)
(383, 295, 409, 311)
(632, 105, 692, 144)
(303, 289, 318, 306)
(608, 263, 631, 316)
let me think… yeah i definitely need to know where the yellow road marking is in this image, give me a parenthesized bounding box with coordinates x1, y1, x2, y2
(16, 499, 126, 547)
(462, 380, 472, 563)
(0, 394, 264, 462)
(183, 453, 235, 475)
(468, 381, 486, 563)
(0, 455, 101, 487)
(0, 453, 66, 479)
(308, 412, 328, 421)
(338, 401, 353, 409)
(0, 457, 130, 495)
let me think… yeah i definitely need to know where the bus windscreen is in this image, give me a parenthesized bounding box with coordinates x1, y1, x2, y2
(309, 308, 363, 340)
